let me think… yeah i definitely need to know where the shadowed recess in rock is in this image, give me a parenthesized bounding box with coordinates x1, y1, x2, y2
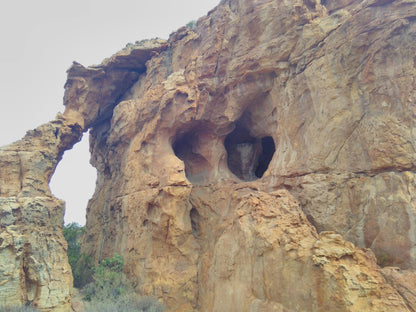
(255, 136, 275, 178)
(190, 207, 201, 238)
(172, 125, 212, 183)
(224, 123, 275, 181)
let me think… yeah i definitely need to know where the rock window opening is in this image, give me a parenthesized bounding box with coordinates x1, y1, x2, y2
(50, 133, 97, 225)
(224, 124, 275, 181)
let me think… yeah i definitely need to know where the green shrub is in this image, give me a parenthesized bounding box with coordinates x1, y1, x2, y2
(82, 254, 165, 311)
(43, 224, 166, 311)
(63, 223, 94, 287)
(63, 223, 84, 265)
(83, 253, 130, 302)
(73, 252, 94, 288)
(99, 253, 124, 272)
(186, 20, 197, 29)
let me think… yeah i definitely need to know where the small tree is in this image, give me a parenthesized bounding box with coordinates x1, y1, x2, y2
(63, 223, 93, 287)
(63, 223, 84, 267)
(73, 252, 94, 288)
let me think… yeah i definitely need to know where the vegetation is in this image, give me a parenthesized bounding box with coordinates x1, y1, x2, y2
(83, 253, 128, 301)
(63, 224, 164, 311)
(83, 253, 165, 312)
(63, 223, 94, 287)
(124, 38, 160, 50)
(84, 293, 165, 312)
(376, 251, 392, 267)
(73, 252, 94, 288)
(0, 306, 38, 312)
(186, 20, 197, 29)
(63, 223, 84, 268)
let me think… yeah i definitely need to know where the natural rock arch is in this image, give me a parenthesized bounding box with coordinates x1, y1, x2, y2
(0, 39, 168, 310)
(1, 1, 416, 311)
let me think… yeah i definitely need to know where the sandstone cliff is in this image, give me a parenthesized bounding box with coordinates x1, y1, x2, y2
(1, 0, 416, 311)
(0, 117, 82, 311)
(0, 40, 167, 311)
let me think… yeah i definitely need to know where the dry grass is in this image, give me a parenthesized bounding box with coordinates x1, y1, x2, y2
(0, 306, 38, 312)
(84, 293, 165, 312)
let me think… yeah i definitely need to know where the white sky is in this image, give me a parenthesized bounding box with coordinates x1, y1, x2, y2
(0, 0, 220, 225)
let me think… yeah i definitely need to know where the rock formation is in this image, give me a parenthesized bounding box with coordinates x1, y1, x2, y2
(1, 0, 416, 311)
(0, 40, 167, 311)
(0, 117, 82, 311)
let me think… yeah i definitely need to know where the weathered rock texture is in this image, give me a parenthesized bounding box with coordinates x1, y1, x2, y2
(79, 0, 416, 310)
(0, 40, 167, 310)
(0, 117, 82, 311)
(1, 0, 416, 311)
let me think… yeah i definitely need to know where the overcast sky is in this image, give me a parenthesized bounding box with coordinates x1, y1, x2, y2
(0, 0, 219, 225)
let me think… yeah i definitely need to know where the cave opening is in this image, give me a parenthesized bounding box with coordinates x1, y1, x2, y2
(172, 126, 212, 183)
(224, 123, 275, 181)
(255, 136, 276, 178)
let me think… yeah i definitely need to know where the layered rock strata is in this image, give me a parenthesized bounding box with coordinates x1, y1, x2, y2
(1, 0, 416, 311)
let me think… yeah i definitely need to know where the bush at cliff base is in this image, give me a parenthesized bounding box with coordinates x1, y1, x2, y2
(63, 223, 94, 287)
(83, 253, 165, 312)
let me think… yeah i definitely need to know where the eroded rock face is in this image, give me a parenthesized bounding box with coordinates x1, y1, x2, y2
(0, 117, 82, 311)
(1, 0, 416, 311)
(79, 0, 416, 311)
(0, 39, 167, 311)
